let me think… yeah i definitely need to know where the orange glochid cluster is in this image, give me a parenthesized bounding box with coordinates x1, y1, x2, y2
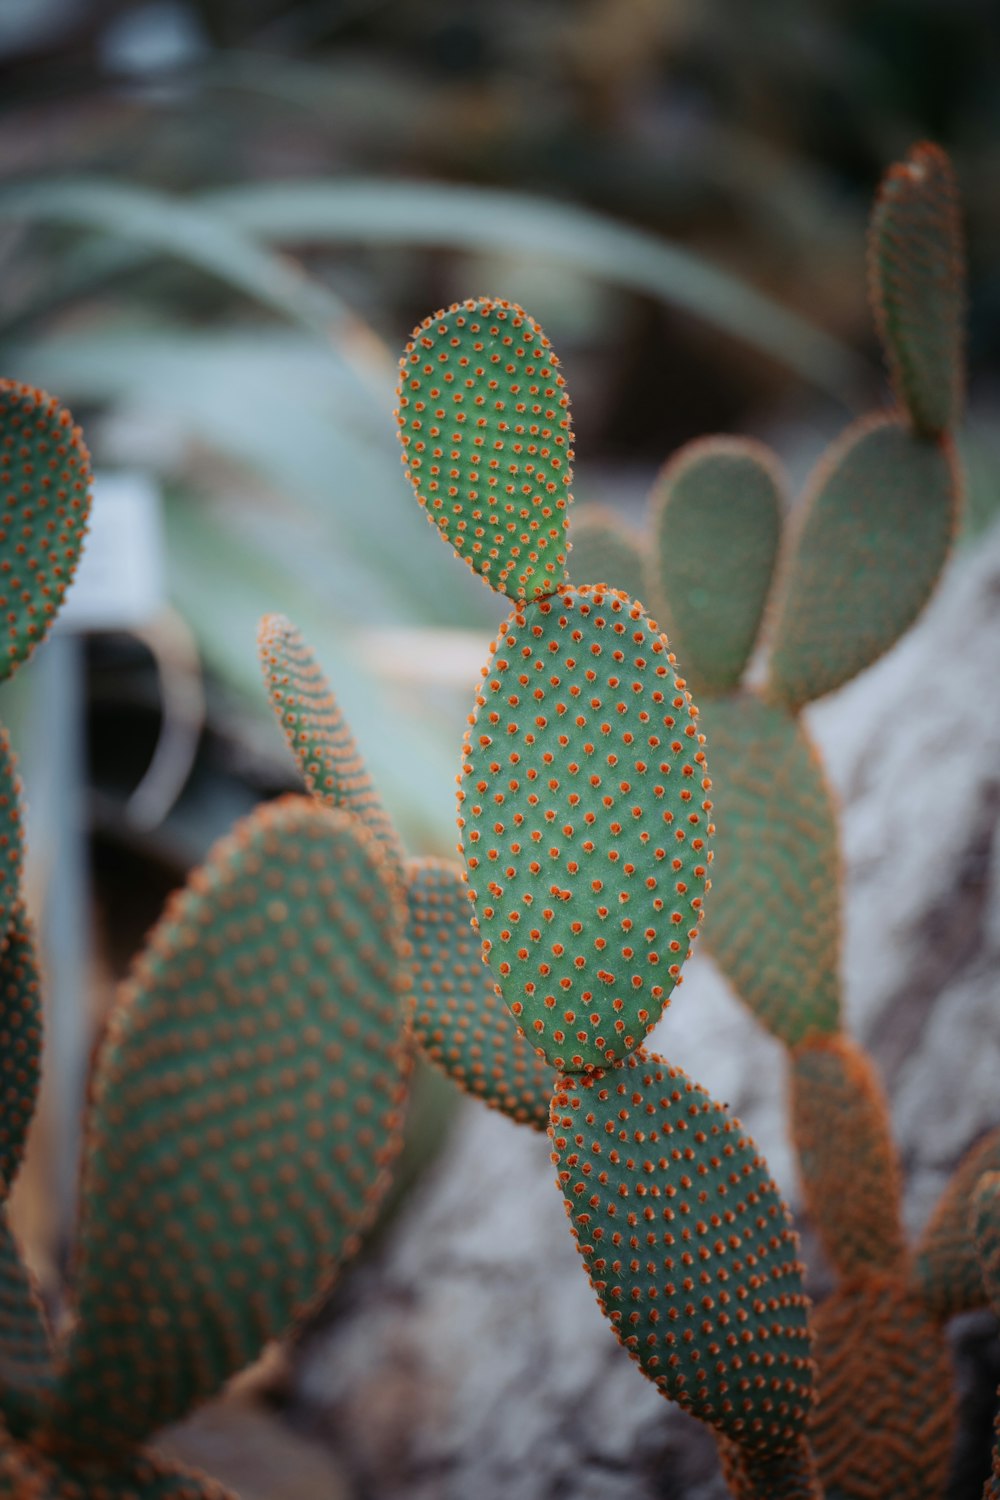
(0, 381, 91, 676)
(395, 297, 573, 599)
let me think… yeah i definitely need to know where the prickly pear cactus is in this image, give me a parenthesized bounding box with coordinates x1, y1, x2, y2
(550, 1051, 814, 1452)
(0, 733, 24, 969)
(459, 584, 711, 1071)
(40, 796, 411, 1458)
(869, 141, 964, 437)
(0, 908, 40, 1194)
(650, 438, 783, 698)
(912, 1126, 1000, 1318)
(258, 612, 405, 883)
(398, 299, 821, 1495)
(397, 298, 572, 600)
(0, 381, 91, 681)
(408, 857, 552, 1130)
(0, 1209, 52, 1440)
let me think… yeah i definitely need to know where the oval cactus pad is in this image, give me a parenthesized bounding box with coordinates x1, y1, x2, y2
(0, 381, 91, 682)
(869, 142, 964, 437)
(407, 857, 552, 1130)
(0, 1206, 53, 1438)
(651, 437, 783, 697)
(396, 298, 573, 599)
(47, 797, 410, 1454)
(459, 585, 712, 1071)
(551, 1050, 814, 1453)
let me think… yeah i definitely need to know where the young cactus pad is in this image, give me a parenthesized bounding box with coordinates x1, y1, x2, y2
(697, 697, 840, 1045)
(0, 909, 42, 1194)
(396, 298, 573, 600)
(407, 857, 552, 1130)
(789, 1035, 905, 1278)
(650, 438, 783, 697)
(459, 584, 712, 1072)
(810, 1277, 955, 1500)
(550, 1050, 814, 1455)
(912, 1125, 1000, 1318)
(767, 415, 958, 709)
(0, 381, 92, 683)
(869, 142, 964, 438)
(41, 796, 410, 1457)
(258, 613, 404, 885)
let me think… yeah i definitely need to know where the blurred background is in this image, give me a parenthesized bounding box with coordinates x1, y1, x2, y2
(2, 2, 1000, 1495)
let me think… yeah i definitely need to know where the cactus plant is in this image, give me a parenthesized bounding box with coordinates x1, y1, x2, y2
(0, 392, 419, 1496)
(565, 142, 983, 1498)
(396, 295, 821, 1494)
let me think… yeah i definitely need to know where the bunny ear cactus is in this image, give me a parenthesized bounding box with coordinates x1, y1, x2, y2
(0, 1209, 52, 1441)
(398, 302, 824, 1497)
(408, 858, 552, 1130)
(38, 796, 410, 1461)
(766, 414, 959, 709)
(971, 1173, 1000, 1500)
(0, 908, 41, 1195)
(397, 298, 572, 600)
(0, 381, 91, 683)
(912, 1126, 1000, 1318)
(650, 438, 783, 698)
(258, 612, 405, 885)
(869, 141, 964, 438)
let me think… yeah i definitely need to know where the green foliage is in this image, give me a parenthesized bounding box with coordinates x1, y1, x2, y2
(767, 416, 958, 709)
(407, 857, 552, 1131)
(459, 584, 711, 1071)
(567, 507, 647, 607)
(651, 438, 783, 697)
(258, 612, 405, 885)
(0, 910, 40, 1194)
(41, 796, 411, 1457)
(551, 1050, 814, 1453)
(0, 382, 91, 683)
(396, 298, 573, 600)
(790, 1035, 905, 1277)
(868, 142, 965, 438)
(912, 1127, 1000, 1318)
(698, 697, 840, 1044)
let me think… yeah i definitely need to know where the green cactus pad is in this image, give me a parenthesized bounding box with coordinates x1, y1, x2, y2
(810, 1277, 955, 1500)
(0, 730, 23, 968)
(717, 1435, 821, 1499)
(0, 910, 42, 1194)
(0, 1430, 237, 1500)
(790, 1035, 905, 1278)
(972, 1175, 1000, 1500)
(912, 1127, 1000, 1318)
(407, 857, 552, 1130)
(460, 585, 712, 1072)
(44, 796, 410, 1457)
(767, 416, 958, 709)
(567, 507, 647, 607)
(396, 298, 573, 600)
(698, 697, 840, 1045)
(869, 142, 964, 437)
(0, 1208, 52, 1439)
(0, 382, 92, 683)
(257, 613, 404, 884)
(651, 438, 783, 696)
(551, 1050, 814, 1454)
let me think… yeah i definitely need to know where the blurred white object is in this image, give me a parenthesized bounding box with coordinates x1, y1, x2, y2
(57, 471, 166, 633)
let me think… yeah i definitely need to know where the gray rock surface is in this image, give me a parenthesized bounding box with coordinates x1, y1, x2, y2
(287, 523, 1000, 1499)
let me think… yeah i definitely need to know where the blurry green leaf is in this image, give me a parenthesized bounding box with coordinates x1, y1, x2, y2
(204, 178, 867, 400)
(0, 178, 387, 381)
